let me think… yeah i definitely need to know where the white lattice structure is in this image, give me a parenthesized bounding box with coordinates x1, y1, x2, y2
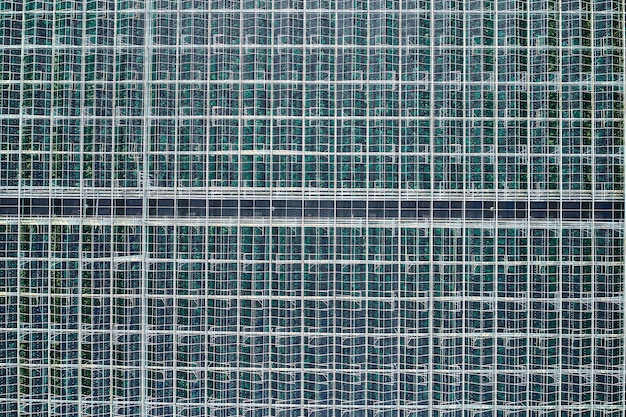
(0, 1, 625, 416)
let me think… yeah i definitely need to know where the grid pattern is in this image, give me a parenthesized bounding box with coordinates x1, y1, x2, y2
(1, 0, 625, 416)
(1, 1, 624, 198)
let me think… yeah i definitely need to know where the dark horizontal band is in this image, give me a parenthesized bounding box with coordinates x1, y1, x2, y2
(1, 198, 623, 220)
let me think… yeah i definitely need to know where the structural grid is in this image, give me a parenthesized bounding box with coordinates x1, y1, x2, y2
(0, 0, 625, 416)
